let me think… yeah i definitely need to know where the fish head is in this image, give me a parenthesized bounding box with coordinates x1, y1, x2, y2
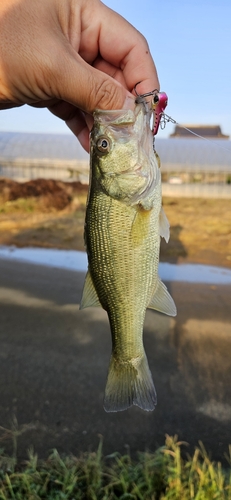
(91, 102, 160, 207)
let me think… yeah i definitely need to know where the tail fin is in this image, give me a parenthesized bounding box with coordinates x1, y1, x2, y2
(103, 354, 157, 412)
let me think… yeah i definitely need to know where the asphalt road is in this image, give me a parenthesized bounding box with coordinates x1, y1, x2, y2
(0, 257, 231, 462)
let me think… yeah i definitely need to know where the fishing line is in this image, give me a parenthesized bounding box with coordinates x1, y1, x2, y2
(159, 112, 231, 154)
(134, 85, 231, 154)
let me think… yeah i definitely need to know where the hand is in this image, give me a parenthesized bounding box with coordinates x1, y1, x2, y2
(0, 0, 159, 151)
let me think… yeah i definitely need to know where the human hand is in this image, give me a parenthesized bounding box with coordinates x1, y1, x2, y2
(0, 0, 159, 151)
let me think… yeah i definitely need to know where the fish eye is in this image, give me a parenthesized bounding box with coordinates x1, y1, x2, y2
(96, 136, 111, 154)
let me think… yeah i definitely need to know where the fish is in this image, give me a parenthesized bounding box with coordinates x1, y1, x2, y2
(80, 100, 176, 412)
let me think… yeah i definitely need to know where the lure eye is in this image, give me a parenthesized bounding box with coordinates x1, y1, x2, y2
(96, 136, 111, 154)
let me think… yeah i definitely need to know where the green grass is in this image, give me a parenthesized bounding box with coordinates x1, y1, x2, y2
(0, 197, 36, 214)
(0, 435, 230, 499)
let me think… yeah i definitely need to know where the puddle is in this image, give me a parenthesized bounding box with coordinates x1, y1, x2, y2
(0, 246, 87, 272)
(0, 246, 231, 285)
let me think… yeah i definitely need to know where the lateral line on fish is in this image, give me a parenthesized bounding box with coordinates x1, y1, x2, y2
(161, 113, 231, 153)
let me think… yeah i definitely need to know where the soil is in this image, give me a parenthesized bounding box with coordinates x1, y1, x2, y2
(0, 178, 230, 268)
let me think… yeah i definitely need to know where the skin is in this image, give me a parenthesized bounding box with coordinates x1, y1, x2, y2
(0, 0, 159, 151)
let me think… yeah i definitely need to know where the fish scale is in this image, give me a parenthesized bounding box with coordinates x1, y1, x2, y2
(80, 102, 176, 412)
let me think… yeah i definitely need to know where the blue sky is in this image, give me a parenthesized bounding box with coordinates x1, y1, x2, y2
(0, 0, 230, 139)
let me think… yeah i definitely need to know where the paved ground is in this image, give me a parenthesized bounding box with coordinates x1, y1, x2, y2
(0, 257, 231, 462)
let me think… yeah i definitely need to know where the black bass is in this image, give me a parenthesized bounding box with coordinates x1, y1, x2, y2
(80, 101, 176, 412)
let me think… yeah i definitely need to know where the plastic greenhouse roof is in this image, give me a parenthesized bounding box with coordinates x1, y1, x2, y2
(0, 131, 231, 170)
(0, 131, 89, 161)
(155, 137, 231, 170)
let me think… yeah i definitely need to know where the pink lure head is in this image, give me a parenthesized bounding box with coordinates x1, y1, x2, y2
(152, 92, 168, 135)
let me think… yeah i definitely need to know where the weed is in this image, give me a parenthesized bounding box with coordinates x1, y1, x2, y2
(0, 434, 230, 499)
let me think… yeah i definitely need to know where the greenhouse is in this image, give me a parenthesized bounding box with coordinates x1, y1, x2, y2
(0, 131, 231, 185)
(0, 131, 89, 183)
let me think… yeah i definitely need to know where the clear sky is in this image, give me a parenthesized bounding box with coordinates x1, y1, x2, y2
(0, 0, 230, 139)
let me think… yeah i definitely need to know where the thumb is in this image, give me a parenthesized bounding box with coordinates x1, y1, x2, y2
(51, 49, 135, 112)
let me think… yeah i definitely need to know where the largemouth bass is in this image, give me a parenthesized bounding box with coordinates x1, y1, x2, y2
(80, 101, 176, 412)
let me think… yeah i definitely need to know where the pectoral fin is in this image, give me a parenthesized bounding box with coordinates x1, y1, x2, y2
(79, 270, 102, 309)
(148, 278, 177, 316)
(159, 207, 170, 243)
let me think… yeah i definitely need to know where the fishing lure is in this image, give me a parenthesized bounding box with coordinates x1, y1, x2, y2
(134, 84, 168, 134)
(134, 84, 231, 153)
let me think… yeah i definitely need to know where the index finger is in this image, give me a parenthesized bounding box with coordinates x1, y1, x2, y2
(98, 3, 160, 96)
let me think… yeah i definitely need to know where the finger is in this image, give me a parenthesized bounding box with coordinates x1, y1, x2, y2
(80, 3, 159, 96)
(0, 103, 23, 110)
(100, 6, 159, 94)
(50, 44, 135, 113)
(93, 57, 128, 88)
(73, 125, 91, 153)
(67, 112, 93, 153)
(48, 100, 91, 152)
(100, 29, 159, 97)
(31, 99, 60, 109)
(33, 99, 92, 152)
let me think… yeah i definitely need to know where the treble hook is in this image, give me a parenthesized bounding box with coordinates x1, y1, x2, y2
(133, 82, 168, 136)
(134, 82, 159, 100)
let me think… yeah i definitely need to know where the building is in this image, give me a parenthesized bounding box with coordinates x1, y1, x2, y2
(170, 125, 229, 139)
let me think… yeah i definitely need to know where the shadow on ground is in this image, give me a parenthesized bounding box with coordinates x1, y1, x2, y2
(160, 224, 188, 262)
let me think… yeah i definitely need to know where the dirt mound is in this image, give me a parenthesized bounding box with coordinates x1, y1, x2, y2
(0, 178, 88, 210)
(0, 178, 19, 202)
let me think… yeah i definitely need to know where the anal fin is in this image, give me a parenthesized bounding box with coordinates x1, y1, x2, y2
(79, 270, 102, 309)
(148, 277, 177, 316)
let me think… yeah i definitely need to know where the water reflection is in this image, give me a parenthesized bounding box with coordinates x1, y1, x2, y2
(1, 246, 231, 284)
